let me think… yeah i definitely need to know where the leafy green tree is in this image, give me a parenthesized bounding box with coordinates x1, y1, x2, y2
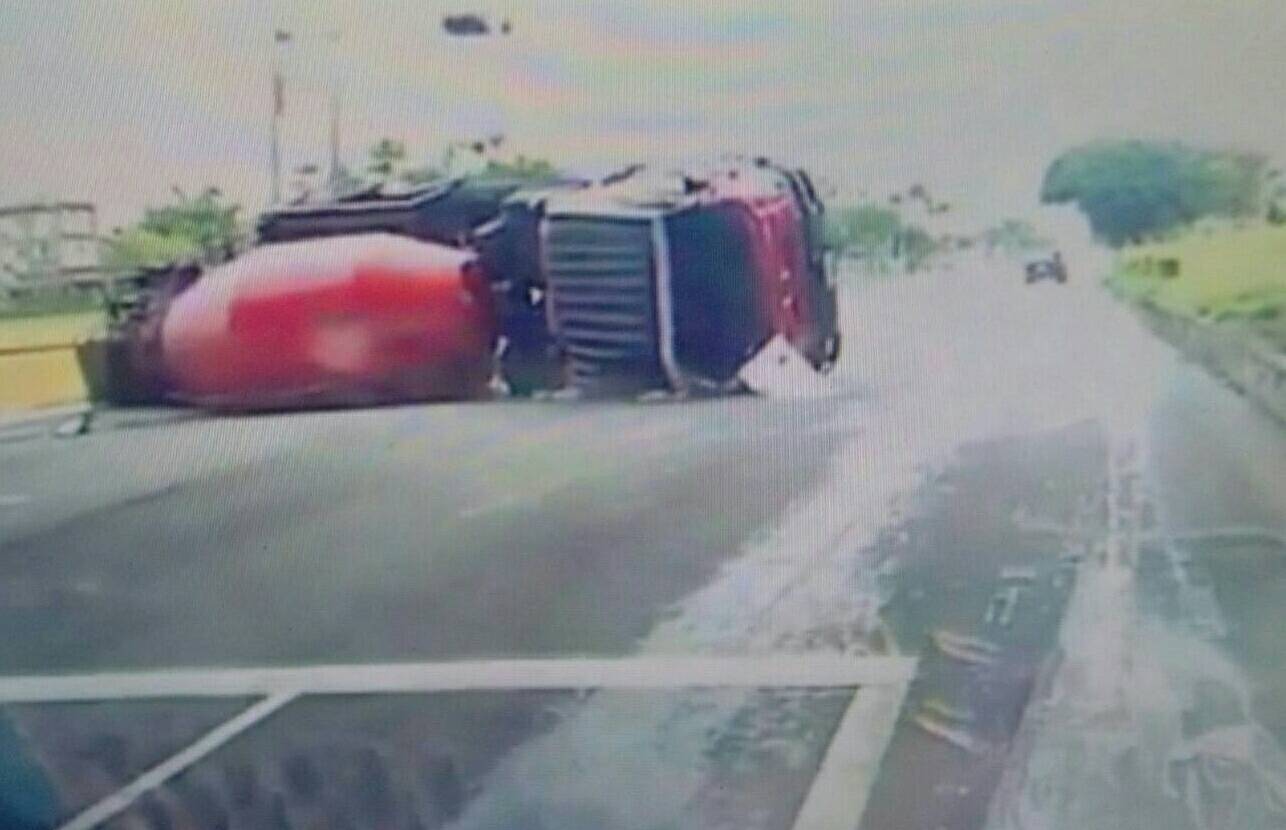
(104, 188, 242, 271)
(1042, 140, 1266, 246)
(104, 228, 204, 272)
(478, 154, 558, 181)
(363, 139, 443, 188)
(826, 201, 942, 271)
(900, 226, 937, 272)
(825, 204, 902, 259)
(1179, 151, 1264, 219)
(400, 165, 445, 185)
(367, 138, 408, 180)
(368, 137, 553, 186)
(983, 219, 1047, 256)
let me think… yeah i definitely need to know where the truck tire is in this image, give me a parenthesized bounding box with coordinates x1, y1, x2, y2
(818, 333, 842, 373)
(500, 343, 564, 396)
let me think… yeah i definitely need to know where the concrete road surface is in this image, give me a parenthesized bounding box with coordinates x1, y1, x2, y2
(1, 250, 1283, 829)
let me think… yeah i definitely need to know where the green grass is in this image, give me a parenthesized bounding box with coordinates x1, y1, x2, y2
(0, 290, 105, 321)
(1109, 225, 1286, 331)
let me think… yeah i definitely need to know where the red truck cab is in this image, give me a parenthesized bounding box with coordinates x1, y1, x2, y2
(518, 160, 839, 395)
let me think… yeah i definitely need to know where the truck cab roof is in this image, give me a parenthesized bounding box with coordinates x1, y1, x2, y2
(255, 175, 578, 247)
(542, 160, 810, 218)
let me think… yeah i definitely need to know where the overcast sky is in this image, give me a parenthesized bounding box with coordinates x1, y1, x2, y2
(2, 1, 1284, 229)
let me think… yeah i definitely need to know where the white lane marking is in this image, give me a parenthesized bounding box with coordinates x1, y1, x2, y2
(1169, 525, 1286, 549)
(0, 655, 918, 704)
(0, 493, 30, 508)
(791, 679, 912, 830)
(458, 493, 524, 518)
(57, 692, 296, 830)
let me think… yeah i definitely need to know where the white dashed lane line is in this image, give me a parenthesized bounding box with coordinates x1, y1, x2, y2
(0, 654, 919, 703)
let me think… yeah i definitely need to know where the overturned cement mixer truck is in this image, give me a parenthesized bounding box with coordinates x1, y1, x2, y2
(79, 158, 840, 409)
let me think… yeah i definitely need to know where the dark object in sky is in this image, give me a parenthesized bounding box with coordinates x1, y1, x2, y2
(442, 13, 513, 36)
(442, 13, 490, 36)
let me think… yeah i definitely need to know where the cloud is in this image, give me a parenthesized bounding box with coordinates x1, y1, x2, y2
(1, 0, 1283, 228)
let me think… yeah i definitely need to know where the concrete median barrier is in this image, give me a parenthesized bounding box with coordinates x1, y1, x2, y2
(0, 341, 88, 411)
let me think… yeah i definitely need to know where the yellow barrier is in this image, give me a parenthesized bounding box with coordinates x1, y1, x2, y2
(0, 312, 101, 412)
(0, 345, 88, 411)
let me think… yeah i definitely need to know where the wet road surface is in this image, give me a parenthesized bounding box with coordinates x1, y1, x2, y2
(2, 251, 1284, 829)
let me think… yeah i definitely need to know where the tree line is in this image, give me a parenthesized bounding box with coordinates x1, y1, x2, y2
(106, 139, 560, 272)
(1041, 140, 1274, 246)
(107, 137, 1270, 274)
(823, 184, 952, 272)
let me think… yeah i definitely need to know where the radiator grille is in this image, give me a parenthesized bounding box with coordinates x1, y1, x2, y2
(543, 217, 668, 392)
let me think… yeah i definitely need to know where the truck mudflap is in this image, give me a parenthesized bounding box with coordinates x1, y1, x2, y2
(160, 234, 497, 410)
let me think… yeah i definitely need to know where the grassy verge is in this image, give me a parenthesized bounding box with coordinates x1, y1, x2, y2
(0, 291, 104, 321)
(1107, 224, 1286, 349)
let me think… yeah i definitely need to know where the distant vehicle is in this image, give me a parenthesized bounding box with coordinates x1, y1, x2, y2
(1025, 250, 1068, 284)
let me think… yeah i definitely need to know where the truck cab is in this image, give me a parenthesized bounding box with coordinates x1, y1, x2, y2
(498, 160, 840, 396)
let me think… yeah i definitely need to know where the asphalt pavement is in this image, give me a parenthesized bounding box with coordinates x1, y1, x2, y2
(2, 250, 1283, 829)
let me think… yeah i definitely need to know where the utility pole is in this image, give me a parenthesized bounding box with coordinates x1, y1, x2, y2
(325, 29, 343, 194)
(326, 87, 342, 192)
(269, 28, 291, 205)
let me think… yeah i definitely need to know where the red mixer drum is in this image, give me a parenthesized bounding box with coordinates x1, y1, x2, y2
(161, 234, 497, 410)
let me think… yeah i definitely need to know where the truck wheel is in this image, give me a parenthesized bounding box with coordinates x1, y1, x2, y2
(501, 349, 564, 396)
(818, 333, 841, 373)
(504, 370, 541, 397)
